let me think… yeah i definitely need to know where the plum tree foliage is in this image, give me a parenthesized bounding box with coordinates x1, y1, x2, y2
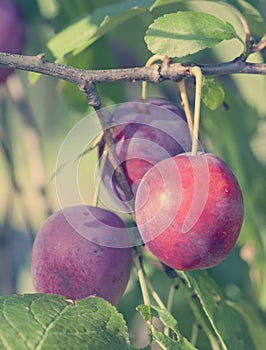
(0, 0, 266, 349)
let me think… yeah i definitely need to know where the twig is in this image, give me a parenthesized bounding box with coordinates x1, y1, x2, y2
(0, 53, 265, 90)
(81, 82, 135, 213)
(251, 36, 266, 53)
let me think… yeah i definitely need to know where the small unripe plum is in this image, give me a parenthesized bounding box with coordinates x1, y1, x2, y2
(135, 153, 244, 270)
(0, 0, 26, 83)
(99, 98, 191, 208)
(31, 206, 133, 304)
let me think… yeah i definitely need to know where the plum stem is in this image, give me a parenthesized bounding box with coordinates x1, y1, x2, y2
(164, 284, 176, 336)
(190, 323, 200, 346)
(134, 250, 151, 307)
(251, 35, 266, 54)
(142, 55, 166, 102)
(146, 279, 166, 309)
(92, 154, 106, 207)
(190, 66, 202, 156)
(177, 79, 194, 137)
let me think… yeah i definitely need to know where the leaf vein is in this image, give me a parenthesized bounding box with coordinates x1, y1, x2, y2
(34, 300, 70, 350)
(2, 300, 32, 349)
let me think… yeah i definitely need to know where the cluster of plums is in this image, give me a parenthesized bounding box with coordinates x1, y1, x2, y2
(31, 97, 244, 304)
(0, 0, 25, 83)
(0, 0, 244, 310)
(0, 0, 244, 305)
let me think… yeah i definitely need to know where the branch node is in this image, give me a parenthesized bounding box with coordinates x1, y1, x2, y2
(159, 56, 173, 81)
(150, 63, 163, 83)
(81, 82, 102, 109)
(36, 53, 46, 63)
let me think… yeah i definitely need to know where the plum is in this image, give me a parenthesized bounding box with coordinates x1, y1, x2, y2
(99, 98, 191, 210)
(0, 0, 26, 83)
(31, 205, 133, 304)
(135, 153, 244, 270)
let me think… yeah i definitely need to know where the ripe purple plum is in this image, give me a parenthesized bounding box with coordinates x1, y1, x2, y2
(31, 206, 133, 304)
(0, 0, 26, 83)
(135, 153, 244, 270)
(99, 98, 191, 208)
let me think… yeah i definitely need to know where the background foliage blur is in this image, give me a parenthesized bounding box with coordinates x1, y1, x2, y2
(0, 0, 265, 347)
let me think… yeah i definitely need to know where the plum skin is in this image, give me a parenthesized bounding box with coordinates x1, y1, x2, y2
(135, 153, 244, 270)
(0, 0, 26, 83)
(31, 206, 133, 305)
(99, 98, 191, 204)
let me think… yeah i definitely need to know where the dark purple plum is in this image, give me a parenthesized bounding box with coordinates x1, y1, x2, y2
(99, 98, 191, 209)
(0, 0, 26, 83)
(31, 205, 133, 304)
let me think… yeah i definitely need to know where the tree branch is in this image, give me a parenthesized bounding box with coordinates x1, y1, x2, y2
(0, 52, 265, 90)
(81, 82, 134, 212)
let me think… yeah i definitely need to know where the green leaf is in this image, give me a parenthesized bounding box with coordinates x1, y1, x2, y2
(137, 304, 197, 349)
(151, 307, 198, 350)
(152, 327, 198, 350)
(145, 11, 240, 58)
(149, 0, 185, 11)
(184, 270, 265, 350)
(47, 0, 153, 60)
(202, 78, 225, 110)
(151, 306, 179, 334)
(136, 304, 152, 322)
(200, 79, 266, 309)
(0, 294, 130, 350)
(227, 300, 266, 349)
(150, 0, 266, 36)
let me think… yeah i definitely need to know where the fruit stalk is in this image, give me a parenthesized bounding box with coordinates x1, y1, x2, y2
(177, 79, 194, 136)
(190, 66, 202, 156)
(134, 250, 151, 307)
(146, 279, 166, 309)
(142, 54, 165, 101)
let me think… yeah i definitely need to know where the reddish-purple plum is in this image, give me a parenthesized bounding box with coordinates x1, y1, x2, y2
(99, 98, 191, 207)
(0, 0, 26, 83)
(135, 153, 244, 270)
(31, 205, 133, 304)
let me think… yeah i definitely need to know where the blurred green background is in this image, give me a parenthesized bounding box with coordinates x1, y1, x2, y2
(0, 0, 265, 348)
